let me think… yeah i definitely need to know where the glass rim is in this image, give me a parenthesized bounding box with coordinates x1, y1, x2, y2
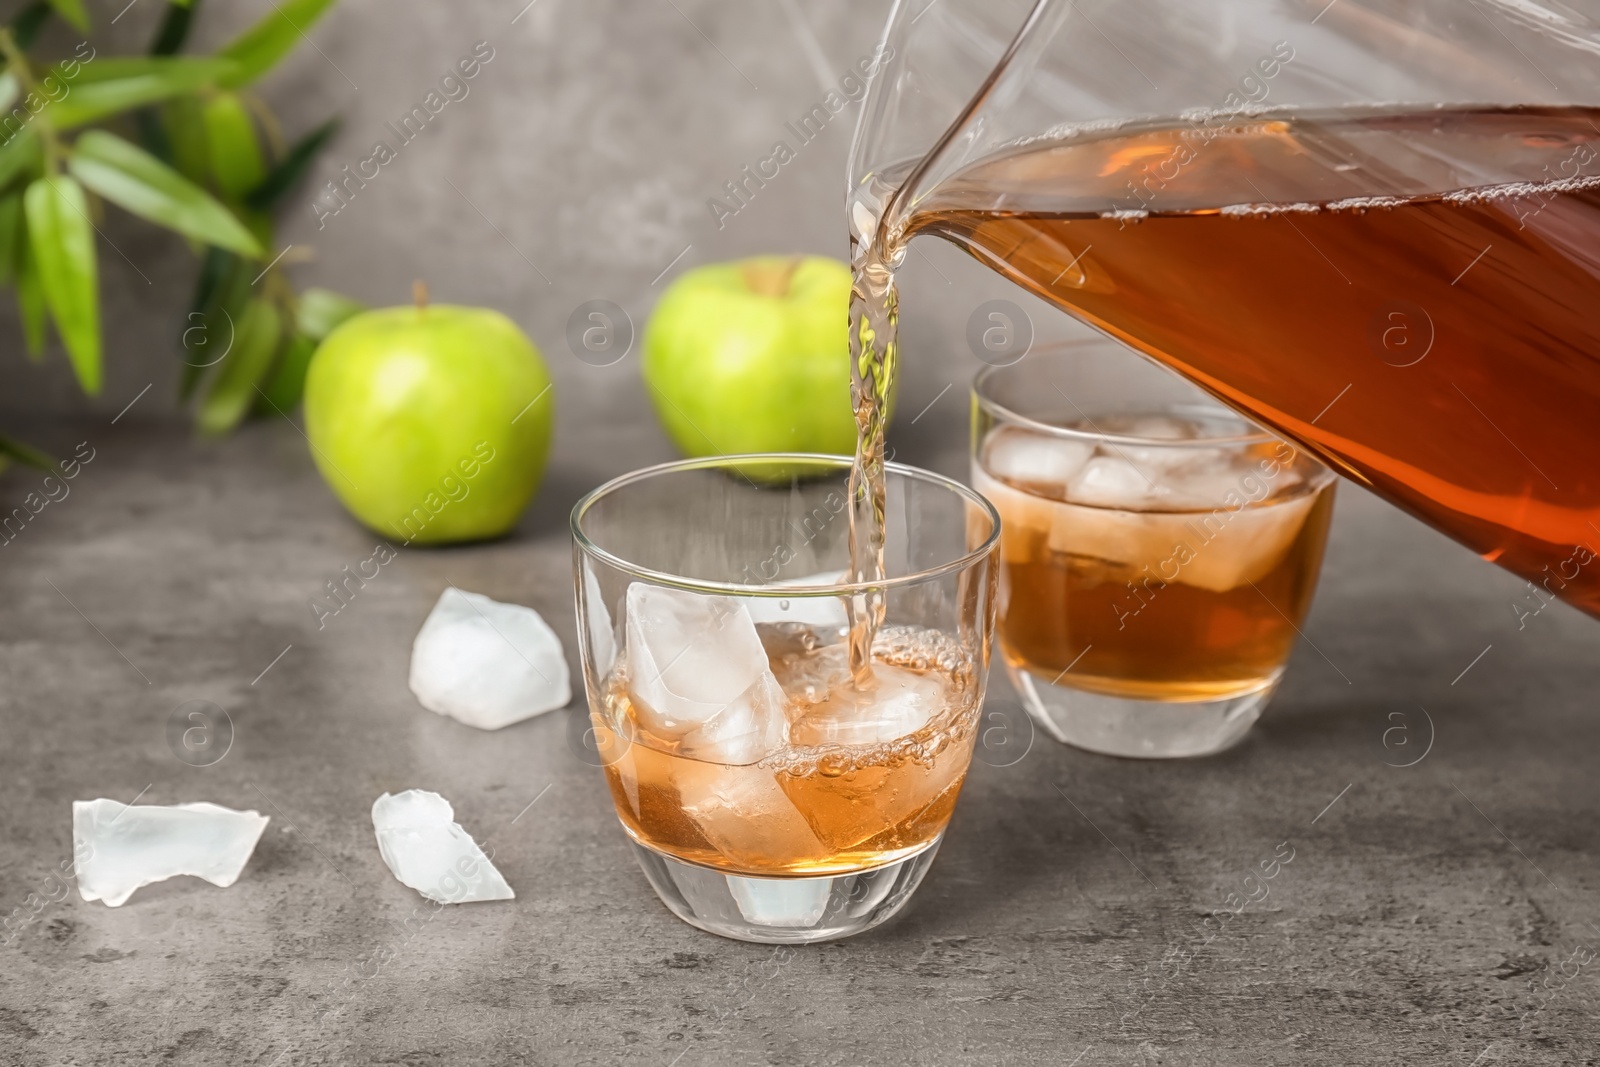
(972, 340, 1276, 448)
(570, 452, 1001, 597)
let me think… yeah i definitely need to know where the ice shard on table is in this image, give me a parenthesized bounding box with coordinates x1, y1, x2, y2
(73, 799, 270, 908)
(409, 586, 572, 730)
(370, 789, 514, 904)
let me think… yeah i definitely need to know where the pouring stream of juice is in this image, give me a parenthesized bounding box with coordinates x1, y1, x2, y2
(844, 246, 897, 685)
(845, 104, 1600, 654)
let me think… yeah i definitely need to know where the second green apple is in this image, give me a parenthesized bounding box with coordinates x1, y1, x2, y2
(643, 255, 878, 458)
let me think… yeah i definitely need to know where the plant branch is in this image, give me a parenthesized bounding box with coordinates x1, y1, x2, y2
(0, 28, 36, 93)
(0, 26, 60, 173)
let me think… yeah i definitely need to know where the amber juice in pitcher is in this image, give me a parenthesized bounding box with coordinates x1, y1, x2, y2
(872, 106, 1600, 622)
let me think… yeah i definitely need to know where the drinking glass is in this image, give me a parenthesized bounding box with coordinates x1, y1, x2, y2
(571, 454, 999, 943)
(971, 342, 1336, 758)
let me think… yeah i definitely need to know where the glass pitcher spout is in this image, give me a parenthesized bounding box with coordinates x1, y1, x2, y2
(850, 0, 1600, 620)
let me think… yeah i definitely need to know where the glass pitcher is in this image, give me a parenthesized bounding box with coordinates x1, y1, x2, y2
(848, 0, 1600, 622)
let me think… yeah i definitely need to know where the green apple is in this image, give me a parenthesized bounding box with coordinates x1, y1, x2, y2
(304, 296, 553, 545)
(643, 255, 872, 461)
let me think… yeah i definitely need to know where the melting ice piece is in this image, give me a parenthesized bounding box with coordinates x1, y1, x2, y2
(780, 740, 969, 853)
(73, 799, 269, 908)
(984, 424, 1095, 490)
(788, 661, 946, 748)
(1155, 455, 1252, 511)
(1070, 443, 1257, 512)
(371, 790, 514, 904)
(979, 416, 1321, 592)
(778, 658, 966, 853)
(1051, 450, 1319, 590)
(624, 584, 786, 764)
(1067, 453, 1170, 510)
(674, 759, 829, 869)
(741, 571, 849, 629)
(409, 587, 571, 730)
(727, 873, 831, 928)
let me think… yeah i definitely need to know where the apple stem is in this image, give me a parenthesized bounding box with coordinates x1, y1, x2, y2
(413, 279, 429, 312)
(742, 256, 805, 299)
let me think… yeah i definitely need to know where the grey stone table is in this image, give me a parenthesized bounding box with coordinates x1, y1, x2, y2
(2, 410, 1598, 1067)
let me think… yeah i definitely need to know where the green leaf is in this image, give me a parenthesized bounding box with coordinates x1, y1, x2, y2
(202, 92, 265, 201)
(47, 57, 239, 129)
(150, 0, 200, 56)
(198, 297, 280, 435)
(0, 432, 58, 472)
(11, 3, 53, 49)
(45, 0, 89, 33)
(68, 130, 262, 256)
(246, 116, 337, 210)
(0, 73, 18, 115)
(0, 128, 41, 195)
(0, 192, 21, 286)
(218, 0, 338, 89)
(295, 287, 364, 341)
(161, 94, 208, 184)
(24, 175, 98, 393)
(255, 331, 316, 413)
(14, 229, 46, 359)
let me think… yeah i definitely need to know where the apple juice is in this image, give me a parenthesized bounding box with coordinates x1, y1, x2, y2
(854, 105, 1600, 620)
(595, 622, 980, 875)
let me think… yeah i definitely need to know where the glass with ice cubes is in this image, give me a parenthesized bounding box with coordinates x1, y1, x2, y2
(971, 341, 1336, 759)
(571, 454, 999, 943)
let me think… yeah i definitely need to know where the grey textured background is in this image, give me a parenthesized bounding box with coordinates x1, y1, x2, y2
(1, 0, 1049, 435)
(2, 2, 1599, 1065)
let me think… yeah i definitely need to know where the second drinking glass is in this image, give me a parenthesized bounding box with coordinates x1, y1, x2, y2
(971, 342, 1336, 759)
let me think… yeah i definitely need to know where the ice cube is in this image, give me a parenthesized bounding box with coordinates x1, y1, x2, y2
(1067, 453, 1167, 509)
(1154, 452, 1256, 510)
(624, 584, 787, 764)
(409, 587, 572, 730)
(371, 790, 514, 904)
(1048, 448, 1320, 591)
(1178, 492, 1319, 590)
(740, 571, 849, 629)
(779, 741, 970, 853)
(1051, 497, 1318, 592)
(727, 873, 831, 928)
(674, 760, 830, 869)
(983, 425, 1095, 490)
(73, 799, 269, 908)
(788, 663, 945, 748)
(982, 448, 1190, 582)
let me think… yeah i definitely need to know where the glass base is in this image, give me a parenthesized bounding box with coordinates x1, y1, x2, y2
(1010, 663, 1278, 759)
(628, 837, 942, 944)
